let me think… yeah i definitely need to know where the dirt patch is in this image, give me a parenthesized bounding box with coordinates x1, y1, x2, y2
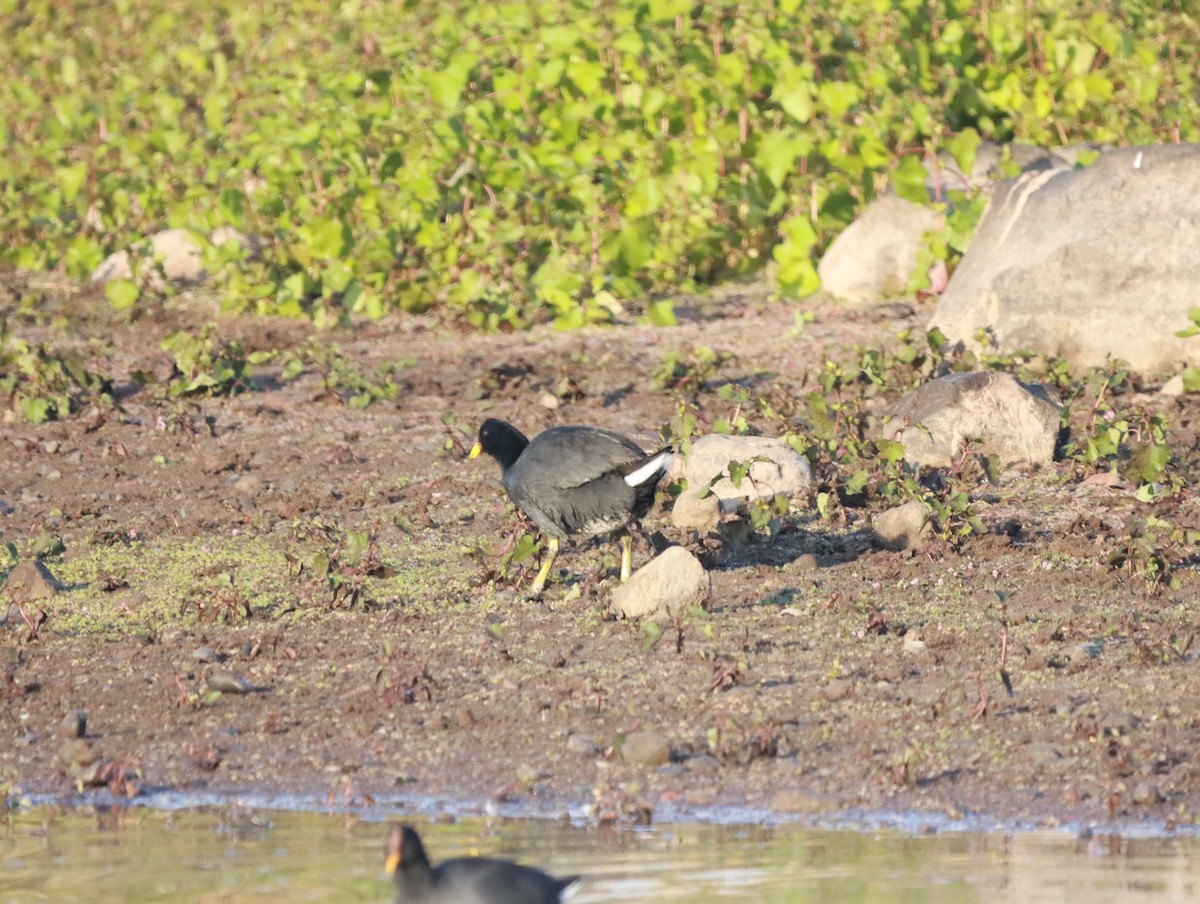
(3, 280, 1200, 829)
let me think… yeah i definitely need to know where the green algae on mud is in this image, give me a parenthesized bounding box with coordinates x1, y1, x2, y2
(27, 523, 478, 636)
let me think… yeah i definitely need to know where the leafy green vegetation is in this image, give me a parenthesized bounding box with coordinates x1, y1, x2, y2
(0, 317, 113, 423)
(1, 0, 1195, 327)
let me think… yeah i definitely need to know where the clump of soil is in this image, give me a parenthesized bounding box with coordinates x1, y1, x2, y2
(3, 279, 1200, 830)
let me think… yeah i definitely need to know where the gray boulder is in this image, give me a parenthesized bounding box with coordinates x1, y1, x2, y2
(610, 546, 710, 621)
(882, 371, 1061, 468)
(929, 144, 1200, 373)
(923, 140, 1072, 198)
(818, 196, 941, 302)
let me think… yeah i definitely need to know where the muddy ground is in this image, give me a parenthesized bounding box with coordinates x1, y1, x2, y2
(3, 277, 1200, 831)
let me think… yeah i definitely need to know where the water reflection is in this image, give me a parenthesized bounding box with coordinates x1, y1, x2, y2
(1, 807, 1198, 903)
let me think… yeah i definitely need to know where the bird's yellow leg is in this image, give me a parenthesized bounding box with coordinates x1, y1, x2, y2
(619, 533, 633, 582)
(528, 536, 559, 598)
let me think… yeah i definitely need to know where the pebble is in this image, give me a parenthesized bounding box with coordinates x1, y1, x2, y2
(1132, 781, 1162, 805)
(2, 559, 63, 599)
(59, 710, 88, 739)
(208, 669, 254, 694)
(233, 474, 264, 497)
(819, 678, 853, 702)
(619, 731, 671, 767)
(566, 733, 600, 756)
(770, 787, 842, 814)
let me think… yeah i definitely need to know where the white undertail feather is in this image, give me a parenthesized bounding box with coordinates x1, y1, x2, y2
(623, 450, 674, 487)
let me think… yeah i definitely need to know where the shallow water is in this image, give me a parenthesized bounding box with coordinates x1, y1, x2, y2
(2, 806, 1199, 903)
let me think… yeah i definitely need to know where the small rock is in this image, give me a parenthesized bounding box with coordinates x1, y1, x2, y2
(1102, 711, 1140, 736)
(207, 669, 254, 694)
(57, 738, 99, 771)
(609, 546, 711, 621)
(770, 787, 841, 814)
(2, 559, 63, 600)
(684, 754, 722, 772)
(457, 708, 476, 729)
(670, 490, 720, 532)
(514, 763, 544, 787)
(90, 228, 206, 286)
(233, 474, 264, 497)
(791, 553, 818, 572)
(873, 500, 929, 551)
(818, 678, 853, 702)
(538, 392, 560, 410)
(191, 646, 222, 664)
(881, 371, 1061, 469)
(1132, 781, 1163, 806)
(619, 731, 671, 767)
(1160, 374, 1186, 396)
(566, 733, 600, 756)
(683, 434, 812, 505)
(59, 710, 88, 739)
(902, 632, 927, 653)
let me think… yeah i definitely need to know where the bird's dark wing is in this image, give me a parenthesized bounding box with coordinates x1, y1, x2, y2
(513, 426, 647, 492)
(433, 858, 573, 904)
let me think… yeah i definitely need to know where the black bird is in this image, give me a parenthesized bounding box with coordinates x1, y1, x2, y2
(385, 823, 581, 904)
(470, 418, 674, 598)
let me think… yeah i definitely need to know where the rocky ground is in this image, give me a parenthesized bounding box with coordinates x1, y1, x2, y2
(3, 277, 1200, 832)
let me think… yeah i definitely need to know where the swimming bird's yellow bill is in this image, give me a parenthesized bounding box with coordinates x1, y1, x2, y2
(469, 441, 483, 459)
(385, 851, 401, 874)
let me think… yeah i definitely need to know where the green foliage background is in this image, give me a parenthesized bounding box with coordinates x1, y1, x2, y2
(1, 0, 1196, 327)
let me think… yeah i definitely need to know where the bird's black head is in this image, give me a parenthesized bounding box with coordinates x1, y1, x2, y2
(385, 823, 431, 877)
(470, 418, 529, 471)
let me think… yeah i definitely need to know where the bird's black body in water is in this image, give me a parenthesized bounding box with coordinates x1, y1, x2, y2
(385, 824, 580, 904)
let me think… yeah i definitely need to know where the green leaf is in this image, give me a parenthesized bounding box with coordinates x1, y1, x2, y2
(646, 298, 676, 327)
(56, 164, 87, 204)
(891, 156, 930, 204)
(105, 279, 140, 310)
(639, 620, 663, 653)
(946, 129, 981, 177)
(817, 81, 862, 117)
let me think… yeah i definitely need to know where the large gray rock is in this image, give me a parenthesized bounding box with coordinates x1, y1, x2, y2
(923, 141, 1072, 198)
(929, 145, 1200, 373)
(882, 371, 1061, 468)
(610, 546, 710, 621)
(818, 196, 941, 302)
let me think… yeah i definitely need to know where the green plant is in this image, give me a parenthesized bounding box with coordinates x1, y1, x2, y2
(281, 340, 410, 408)
(4, 1, 1192, 327)
(652, 346, 734, 394)
(0, 318, 114, 423)
(158, 324, 271, 397)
